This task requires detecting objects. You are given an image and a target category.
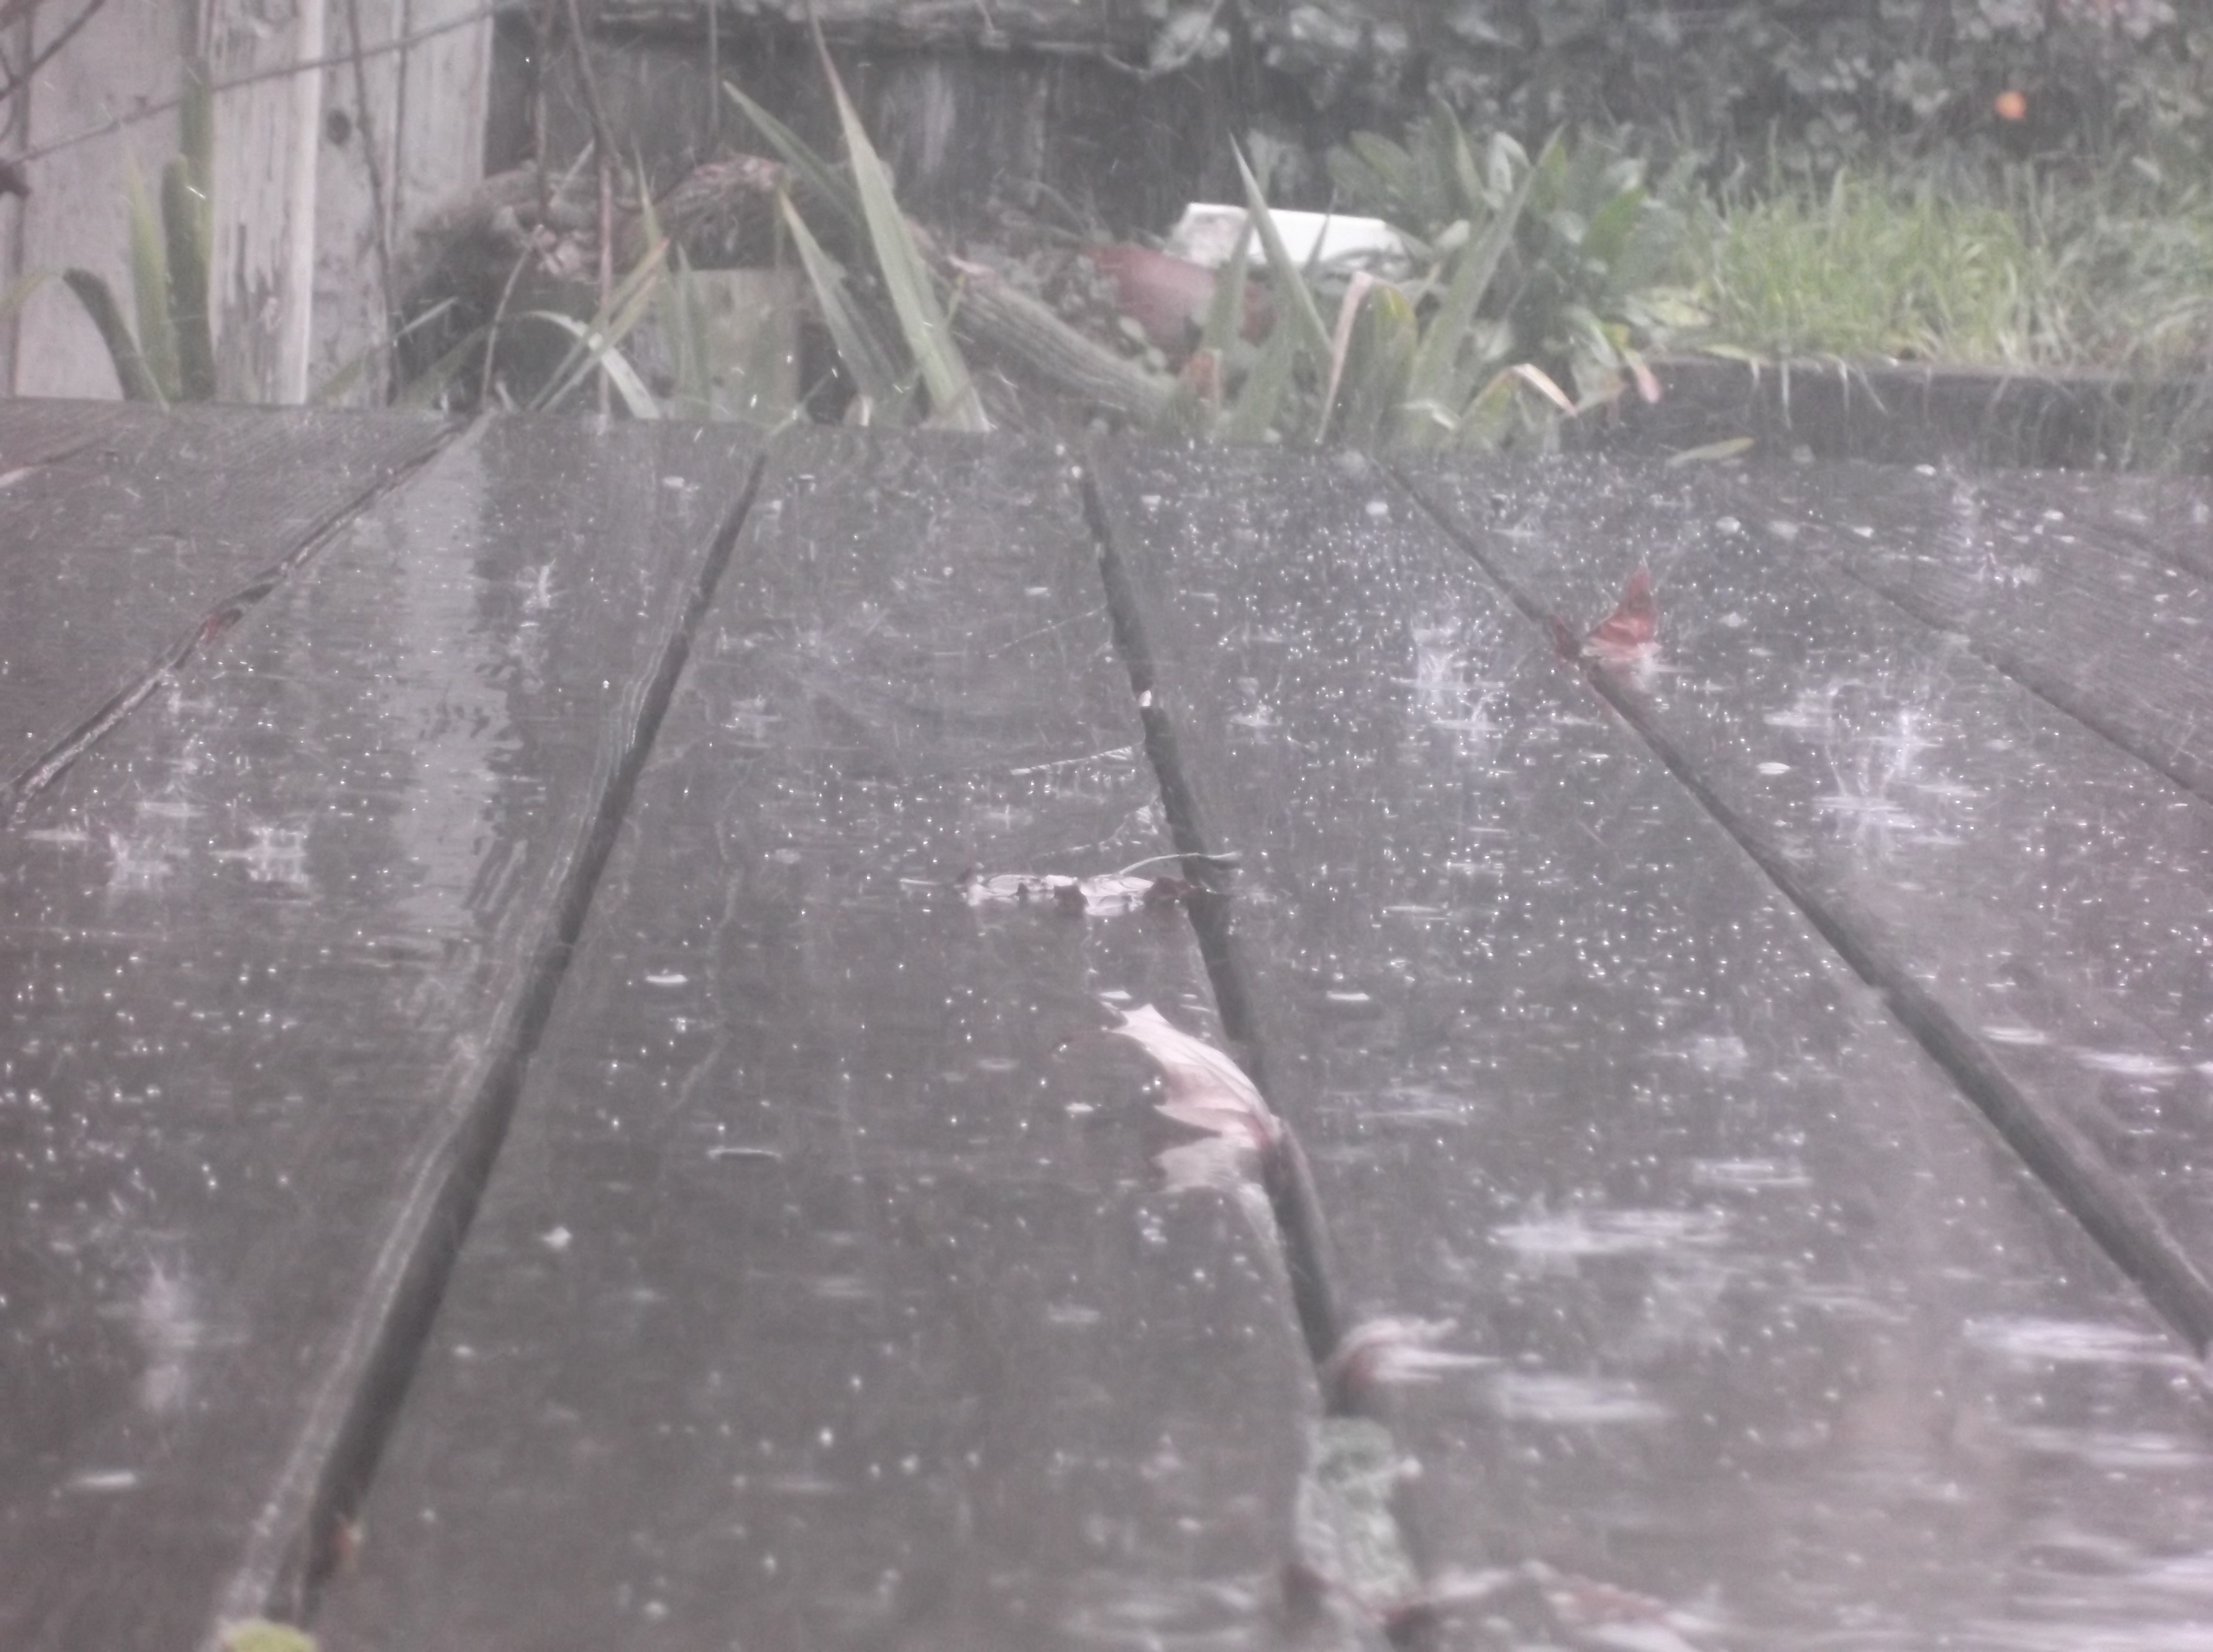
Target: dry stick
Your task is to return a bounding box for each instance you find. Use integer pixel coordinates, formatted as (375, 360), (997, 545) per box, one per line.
(12, 0), (497, 166)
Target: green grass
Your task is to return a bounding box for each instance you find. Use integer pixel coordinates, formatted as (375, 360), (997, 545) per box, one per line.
(1690, 166), (2213, 378)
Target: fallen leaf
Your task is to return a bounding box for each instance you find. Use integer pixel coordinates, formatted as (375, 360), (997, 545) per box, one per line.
(1553, 565), (1657, 668)
(1109, 1003), (1282, 1155)
(958, 868), (1199, 915)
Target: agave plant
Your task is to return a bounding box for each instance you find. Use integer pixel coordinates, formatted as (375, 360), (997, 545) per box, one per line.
(723, 9), (986, 432)
(61, 67), (217, 404)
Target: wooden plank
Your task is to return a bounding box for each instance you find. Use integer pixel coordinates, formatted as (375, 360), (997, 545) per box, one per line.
(205, 0), (328, 401)
(0, 414), (760, 1651)
(0, 400), (128, 473)
(1404, 455), (2213, 1343)
(313, 0), (493, 406)
(0, 402), (453, 785)
(311, 429), (1318, 1652)
(1092, 443), (2213, 1647)
(1705, 460), (2213, 804)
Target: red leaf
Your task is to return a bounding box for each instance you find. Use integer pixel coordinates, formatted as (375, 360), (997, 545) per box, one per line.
(1586, 564), (1655, 657)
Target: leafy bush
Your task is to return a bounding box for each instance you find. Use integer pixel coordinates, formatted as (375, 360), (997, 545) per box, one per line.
(1154, 1), (2210, 185)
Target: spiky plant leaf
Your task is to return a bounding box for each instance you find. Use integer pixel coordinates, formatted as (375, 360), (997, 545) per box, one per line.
(722, 81), (863, 243)
(124, 164), (178, 401)
(1334, 282), (1417, 447)
(62, 269), (164, 402)
(779, 191), (911, 418)
(1231, 143), (1331, 370)
(1156, 217), (1257, 437)
(810, 36), (983, 428)
(1223, 311), (1299, 443)
(1400, 149), (1537, 434)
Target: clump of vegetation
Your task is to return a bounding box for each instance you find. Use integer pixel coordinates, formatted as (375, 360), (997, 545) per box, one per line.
(60, 67), (217, 405)
(1687, 164), (2213, 378)
(741, 80), (1694, 452)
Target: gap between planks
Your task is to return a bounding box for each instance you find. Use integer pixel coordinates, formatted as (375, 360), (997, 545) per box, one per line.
(3, 417), (462, 819)
(210, 449), (769, 1642)
(1389, 465), (2213, 1364)
(1079, 456), (1452, 1641)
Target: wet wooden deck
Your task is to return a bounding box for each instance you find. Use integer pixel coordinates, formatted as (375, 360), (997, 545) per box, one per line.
(4, 401), (2211, 1652)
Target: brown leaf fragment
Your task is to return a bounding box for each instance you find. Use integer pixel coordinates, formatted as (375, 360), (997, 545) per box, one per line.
(1110, 1003), (1283, 1155)
(1551, 566), (1658, 670)
(1583, 564), (1656, 662)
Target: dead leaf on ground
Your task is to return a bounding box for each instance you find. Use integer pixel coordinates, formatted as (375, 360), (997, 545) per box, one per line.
(958, 851), (1224, 915)
(1551, 564), (1657, 668)
(1109, 1003), (1282, 1155)
(959, 868), (1200, 914)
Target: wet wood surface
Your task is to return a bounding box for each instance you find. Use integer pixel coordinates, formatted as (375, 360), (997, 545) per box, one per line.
(1094, 444), (2213, 1647)
(0, 413), (756, 1650)
(1, 402), (2209, 1652)
(1699, 460), (2213, 805)
(0, 404), (452, 781)
(314, 432), (1319, 1652)
(1403, 457), (2213, 1346)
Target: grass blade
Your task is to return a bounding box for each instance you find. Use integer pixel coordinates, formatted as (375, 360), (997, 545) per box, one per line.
(811, 35), (984, 428)
(62, 269), (165, 403)
(522, 311), (662, 417)
(124, 163), (178, 401)
(722, 81), (864, 242)
(780, 191), (909, 415)
(529, 231), (670, 413)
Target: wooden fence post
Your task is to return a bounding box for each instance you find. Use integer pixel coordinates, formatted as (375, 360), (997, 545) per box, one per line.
(203, 0), (327, 403)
